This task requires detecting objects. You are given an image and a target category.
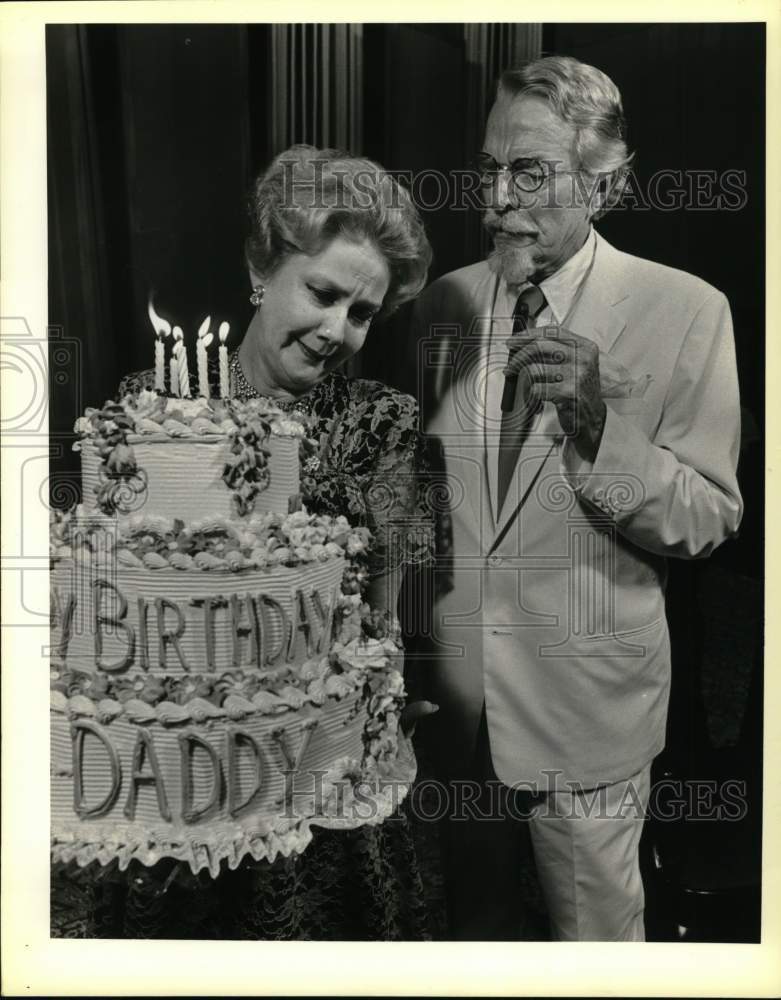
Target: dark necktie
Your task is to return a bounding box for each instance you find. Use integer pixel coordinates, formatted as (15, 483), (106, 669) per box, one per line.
(496, 284), (547, 514)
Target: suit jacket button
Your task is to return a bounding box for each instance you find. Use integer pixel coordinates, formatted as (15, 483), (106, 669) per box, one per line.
(488, 554), (503, 567)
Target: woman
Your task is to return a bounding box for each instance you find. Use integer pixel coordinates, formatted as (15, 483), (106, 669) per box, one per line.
(236, 143), (432, 625)
(61, 145), (443, 940)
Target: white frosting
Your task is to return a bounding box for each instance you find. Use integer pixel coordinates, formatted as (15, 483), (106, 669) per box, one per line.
(51, 391), (406, 877)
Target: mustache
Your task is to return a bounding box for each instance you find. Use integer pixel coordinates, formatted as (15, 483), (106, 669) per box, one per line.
(483, 211), (535, 235)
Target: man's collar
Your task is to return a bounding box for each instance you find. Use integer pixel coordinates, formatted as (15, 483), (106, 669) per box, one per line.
(504, 227), (597, 324)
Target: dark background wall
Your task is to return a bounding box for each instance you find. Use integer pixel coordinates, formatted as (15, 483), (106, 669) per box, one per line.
(543, 22), (765, 436)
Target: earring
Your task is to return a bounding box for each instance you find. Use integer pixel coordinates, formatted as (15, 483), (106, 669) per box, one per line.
(250, 284), (265, 308)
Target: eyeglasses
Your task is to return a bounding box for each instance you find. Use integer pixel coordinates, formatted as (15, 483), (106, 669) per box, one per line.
(475, 153), (552, 193)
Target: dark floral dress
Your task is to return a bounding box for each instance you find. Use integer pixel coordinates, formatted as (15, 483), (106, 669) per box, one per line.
(51, 366), (446, 940)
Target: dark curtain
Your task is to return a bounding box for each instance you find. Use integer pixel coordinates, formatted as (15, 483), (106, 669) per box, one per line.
(47, 23), (260, 489)
(47, 26), (119, 461)
(360, 25), (474, 397)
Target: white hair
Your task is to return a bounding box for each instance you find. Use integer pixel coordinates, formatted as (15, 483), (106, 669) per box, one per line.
(498, 55), (633, 217)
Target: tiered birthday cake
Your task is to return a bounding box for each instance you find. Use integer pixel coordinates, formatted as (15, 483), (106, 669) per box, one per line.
(50, 389), (409, 877)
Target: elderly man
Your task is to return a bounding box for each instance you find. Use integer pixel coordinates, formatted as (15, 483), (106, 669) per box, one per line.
(413, 56), (743, 941)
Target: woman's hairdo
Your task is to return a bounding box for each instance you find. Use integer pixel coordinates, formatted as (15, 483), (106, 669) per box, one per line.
(246, 145), (432, 317)
(498, 55), (634, 218)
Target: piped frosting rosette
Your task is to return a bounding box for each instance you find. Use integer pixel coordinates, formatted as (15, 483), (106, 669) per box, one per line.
(49, 507), (370, 573)
(74, 390), (311, 443)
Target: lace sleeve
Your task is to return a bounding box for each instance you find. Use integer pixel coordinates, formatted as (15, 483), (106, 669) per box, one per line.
(361, 390), (434, 578)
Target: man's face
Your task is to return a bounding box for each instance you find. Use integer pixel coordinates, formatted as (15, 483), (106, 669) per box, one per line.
(481, 94), (594, 284)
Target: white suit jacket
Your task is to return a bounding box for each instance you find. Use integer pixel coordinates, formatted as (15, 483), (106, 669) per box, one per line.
(413, 232), (743, 789)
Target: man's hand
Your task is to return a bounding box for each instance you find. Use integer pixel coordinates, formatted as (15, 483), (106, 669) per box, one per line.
(506, 325), (607, 462)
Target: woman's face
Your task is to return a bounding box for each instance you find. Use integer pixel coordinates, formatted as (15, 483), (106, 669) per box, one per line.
(244, 235), (390, 396)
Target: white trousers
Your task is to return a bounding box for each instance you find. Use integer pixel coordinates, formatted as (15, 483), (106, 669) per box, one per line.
(527, 764), (652, 941)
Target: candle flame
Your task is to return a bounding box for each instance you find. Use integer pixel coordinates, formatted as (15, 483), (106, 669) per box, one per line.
(202, 333), (214, 349)
(172, 326), (183, 343)
(218, 321), (230, 344)
(197, 315), (211, 339)
(148, 297), (172, 337)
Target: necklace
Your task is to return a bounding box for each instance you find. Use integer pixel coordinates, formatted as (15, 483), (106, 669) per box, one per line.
(229, 353), (319, 414)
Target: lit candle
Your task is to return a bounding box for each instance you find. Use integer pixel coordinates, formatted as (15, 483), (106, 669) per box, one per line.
(196, 315), (212, 398)
(169, 339), (180, 398)
(218, 322), (230, 398)
(155, 334), (165, 392)
(148, 298), (172, 393)
(173, 326), (191, 398)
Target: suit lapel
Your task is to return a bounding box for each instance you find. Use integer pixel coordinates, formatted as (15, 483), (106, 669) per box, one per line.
(567, 235), (629, 354)
(491, 413), (559, 543)
(571, 231), (630, 354)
